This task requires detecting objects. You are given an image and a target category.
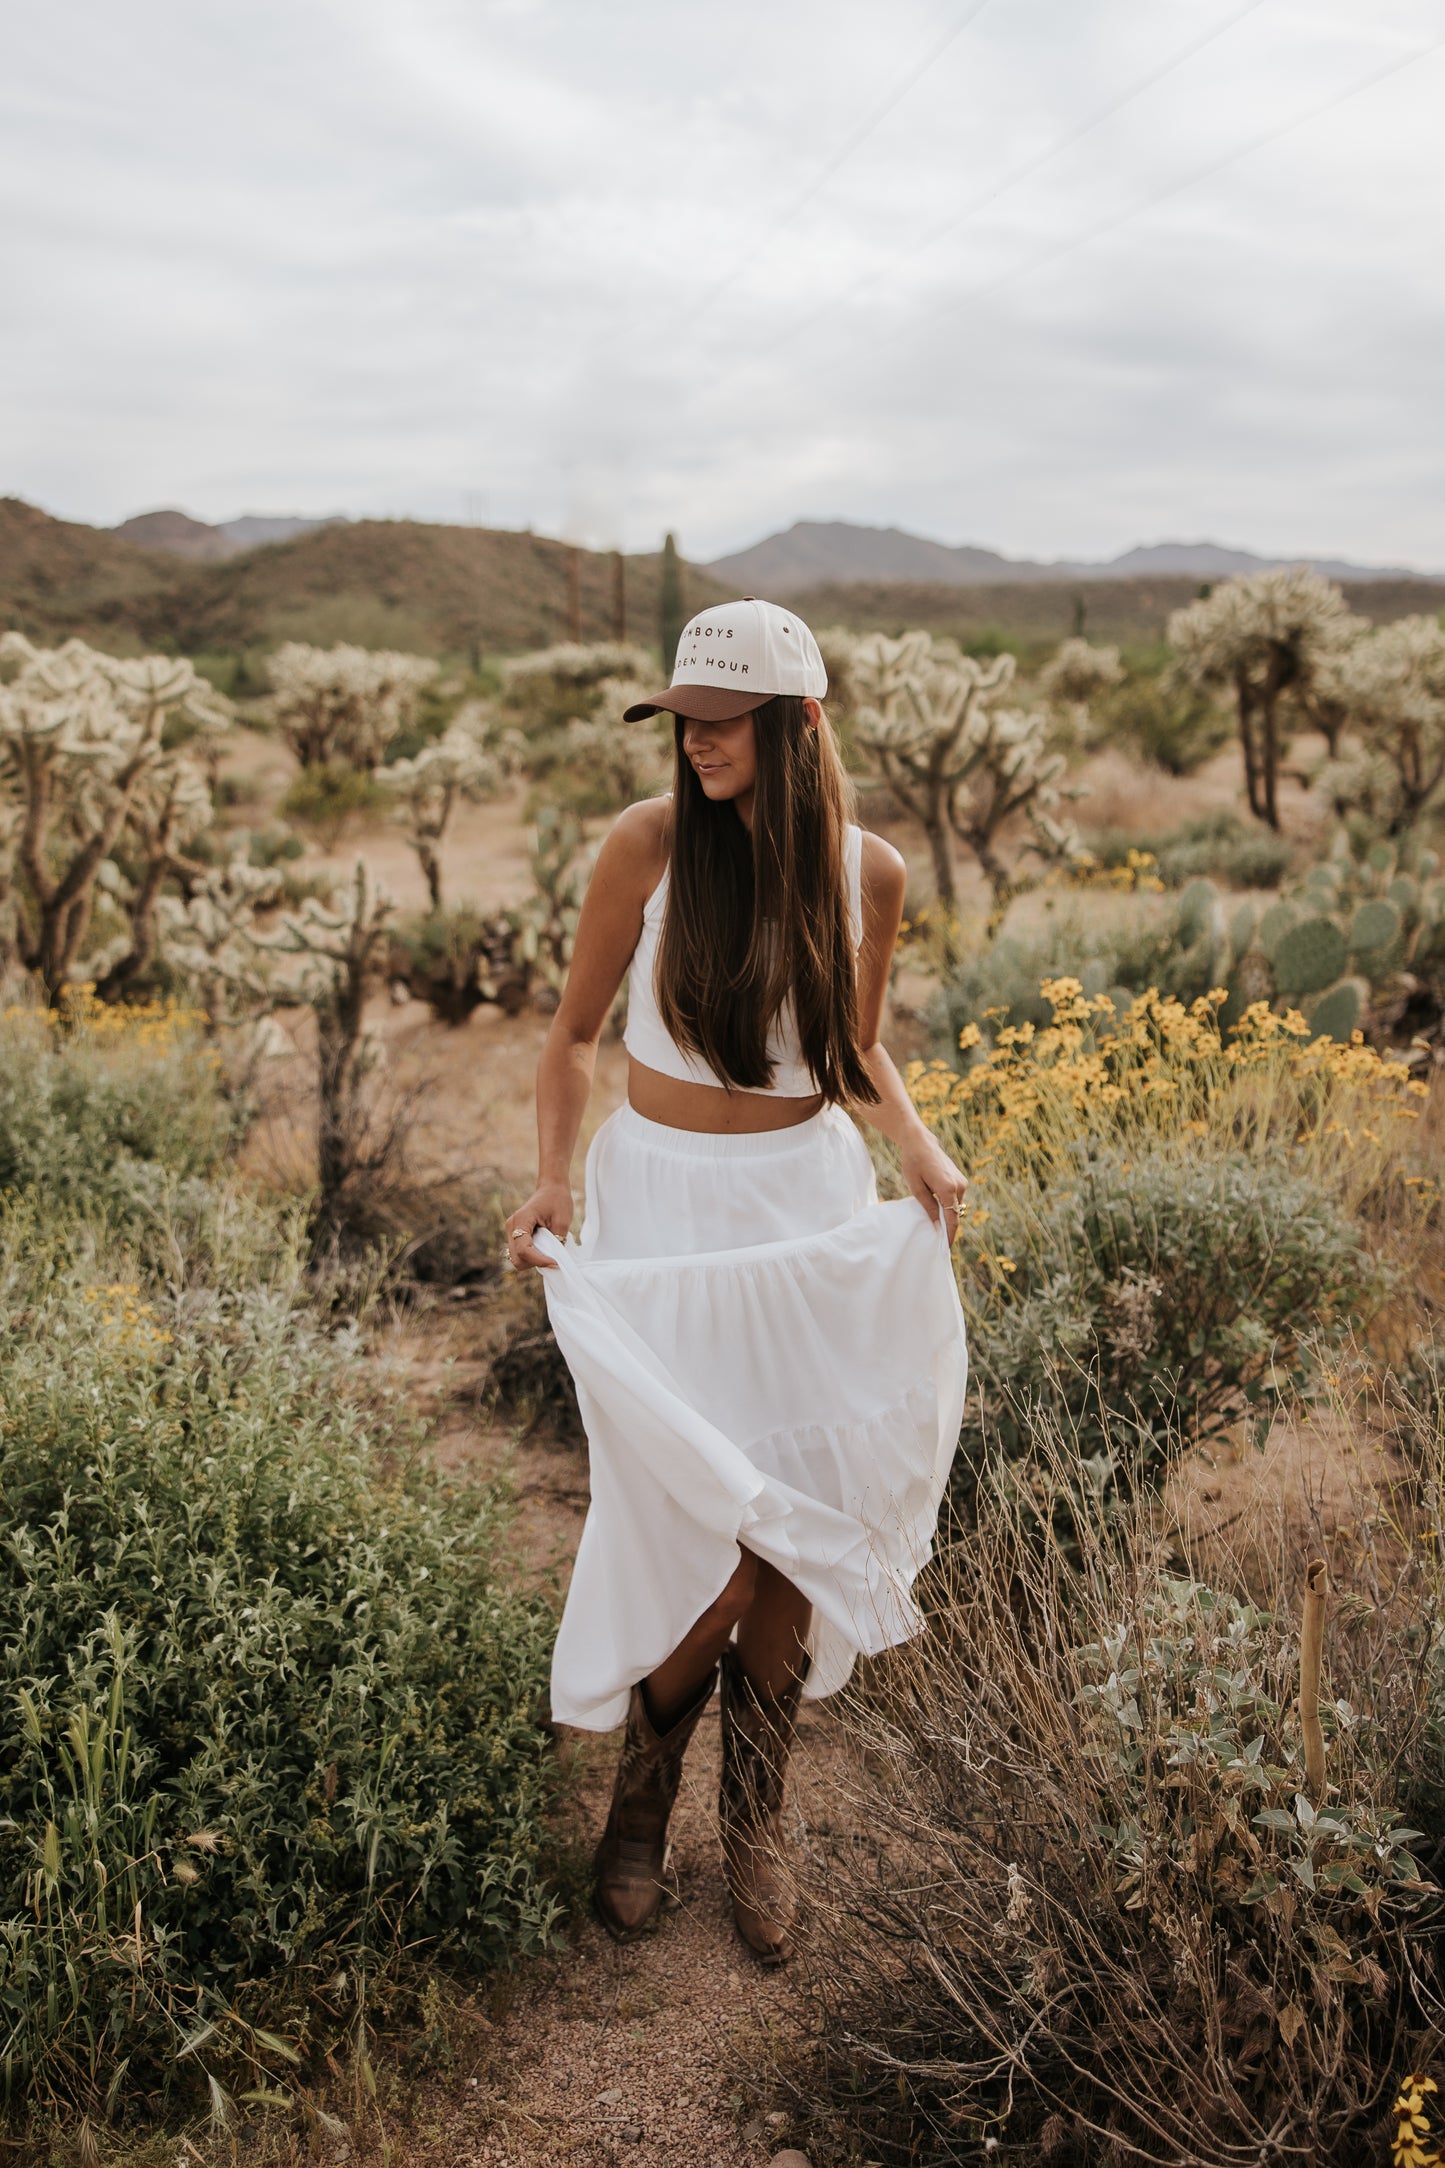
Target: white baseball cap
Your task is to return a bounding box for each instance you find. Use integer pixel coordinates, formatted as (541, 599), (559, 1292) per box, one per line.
(624, 597), (828, 723)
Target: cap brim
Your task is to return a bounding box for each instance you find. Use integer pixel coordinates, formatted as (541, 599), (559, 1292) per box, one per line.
(622, 685), (772, 723)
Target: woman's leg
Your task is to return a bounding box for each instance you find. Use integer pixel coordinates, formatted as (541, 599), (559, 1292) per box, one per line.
(734, 1557), (811, 1694)
(645, 1551), (812, 1720)
(644, 1552), (759, 1729)
(594, 1558), (761, 1943)
(719, 1557), (812, 1963)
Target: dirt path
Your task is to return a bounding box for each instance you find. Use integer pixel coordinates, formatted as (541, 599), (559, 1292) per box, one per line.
(364, 1303), (835, 2168)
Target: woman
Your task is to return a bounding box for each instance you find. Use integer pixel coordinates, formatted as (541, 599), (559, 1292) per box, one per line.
(506, 597), (968, 1963)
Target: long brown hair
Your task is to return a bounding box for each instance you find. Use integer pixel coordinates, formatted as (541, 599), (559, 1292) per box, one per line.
(654, 696), (879, 1103)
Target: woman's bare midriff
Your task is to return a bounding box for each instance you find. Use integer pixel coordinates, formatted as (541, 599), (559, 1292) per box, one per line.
(627, 1057), (824, 1134)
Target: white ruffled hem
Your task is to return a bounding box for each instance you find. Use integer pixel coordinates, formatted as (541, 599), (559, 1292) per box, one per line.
(540, 1193), (968, 1732)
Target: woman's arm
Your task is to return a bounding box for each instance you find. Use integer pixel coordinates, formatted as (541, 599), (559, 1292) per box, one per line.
(505, 801), (667, 1270)
(851, 831), (969, 1241)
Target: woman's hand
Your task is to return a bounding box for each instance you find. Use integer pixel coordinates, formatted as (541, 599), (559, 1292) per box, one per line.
(899, 1134), (969, 1245)
(504, 1179), (574, 1272)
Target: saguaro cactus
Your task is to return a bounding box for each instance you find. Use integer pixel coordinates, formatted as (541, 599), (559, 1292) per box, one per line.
(0, 634), (230, 999)
(1168, 568), (1364, 831)
(658, 534), (685, 677)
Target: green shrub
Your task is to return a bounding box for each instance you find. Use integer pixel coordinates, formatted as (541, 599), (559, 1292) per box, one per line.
(389, 905), (530, 1022)
(281, 761), (386, 847)
(0, 1222), (557, 2117)
(1090, 809), (1292, 889)
(246, 821), (305, 868)
(0, 1010), (561, 2119)
(963, 1146), (1377, 1490)
(0, 1002), (242, 1229)
(1097, 674), (1230, 774)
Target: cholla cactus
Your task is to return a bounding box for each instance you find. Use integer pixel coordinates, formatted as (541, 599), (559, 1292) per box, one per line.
(1322, 614), (1445, 832)
(259, 863), (394, 1206)
(502, 641), (655, 695)
(565, 679), (670, 808)
(954, 697), (1082, 896)
(154, 857), (282, 1029)
(515, 806), (594, 986)
(94, 757), (214, 1001)
(500, 641), (661, 736)
(266, 643), (439, 769)
(853, 632), (1008, 903)
(814, 628), (859, 726)
(0, 633), (231, 997)
(1038, 637), (1125, 727)
(853, 631), (1079, 902)
(1168, 569), (1365, 830)
(375, 703), (516, 908)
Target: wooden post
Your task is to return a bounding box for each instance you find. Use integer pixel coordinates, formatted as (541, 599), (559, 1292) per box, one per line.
(613, 550), (626, 643)
(567, 545), (581, 643)
(1300, 1557), (1327, 1801)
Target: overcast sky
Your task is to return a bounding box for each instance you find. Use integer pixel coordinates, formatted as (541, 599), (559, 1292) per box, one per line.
(4, 0), (1443, 565)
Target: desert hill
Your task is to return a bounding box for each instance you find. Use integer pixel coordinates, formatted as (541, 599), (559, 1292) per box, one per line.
(112, 509), (344, 560)
(4, 497), (1439, 665)
(0, 498), (727, 657)
(708, 518), (1438, 595)
(780, 572), (1445, 654)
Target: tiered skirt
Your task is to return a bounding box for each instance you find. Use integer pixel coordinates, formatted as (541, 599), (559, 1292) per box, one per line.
(539, 1103), (968, 1731)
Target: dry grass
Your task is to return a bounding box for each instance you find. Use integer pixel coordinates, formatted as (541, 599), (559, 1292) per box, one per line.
(784, 1393), (1445, 2166)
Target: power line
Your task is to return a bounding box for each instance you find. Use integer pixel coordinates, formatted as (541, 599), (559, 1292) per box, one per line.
(922, 26), (1445, 328)
(770, 0), (1270, 355)
(707, 24), (1445, 409)
(671, 0), (995, 331)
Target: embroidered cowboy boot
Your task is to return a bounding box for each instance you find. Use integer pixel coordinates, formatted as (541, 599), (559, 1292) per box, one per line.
(718, 1647), (805, 1964)
(593, 1667), (716, 1942)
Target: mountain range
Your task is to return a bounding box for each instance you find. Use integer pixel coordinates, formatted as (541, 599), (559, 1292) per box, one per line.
(111, 509), (344, 561)
(704, 520), (1438, 593)
(4, 496), (1439, 659)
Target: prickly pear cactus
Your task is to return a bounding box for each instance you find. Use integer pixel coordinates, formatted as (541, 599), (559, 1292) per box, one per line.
(1273, 915), (1349, 998)
(1306, 976), (1367, 1044)
(1256, 900), (1299, 959)
(1177, 877), (1218, 947)
(1219, 949), (1277, 1028)
(1230, 902), (1257, 956)
(1349, 898), (1402, 960)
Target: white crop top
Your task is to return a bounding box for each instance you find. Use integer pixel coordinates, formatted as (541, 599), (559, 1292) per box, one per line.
(623, 824), (865, 1096)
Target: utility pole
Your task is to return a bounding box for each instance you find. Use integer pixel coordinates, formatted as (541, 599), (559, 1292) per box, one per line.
(567, 545), (582, 642)
(613, 550), (626, 642)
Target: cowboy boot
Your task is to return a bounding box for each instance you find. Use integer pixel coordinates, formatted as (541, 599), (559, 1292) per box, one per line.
(593, 1667), (716, 1942)
(718, 1646), (805, 1965)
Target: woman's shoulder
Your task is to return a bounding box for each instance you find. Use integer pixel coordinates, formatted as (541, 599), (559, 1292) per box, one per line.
(595, 795), (671, 893)
(857, 824), (907, 897)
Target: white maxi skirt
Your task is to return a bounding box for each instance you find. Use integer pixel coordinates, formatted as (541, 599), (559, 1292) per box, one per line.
(538, 1102), (969, 1731)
